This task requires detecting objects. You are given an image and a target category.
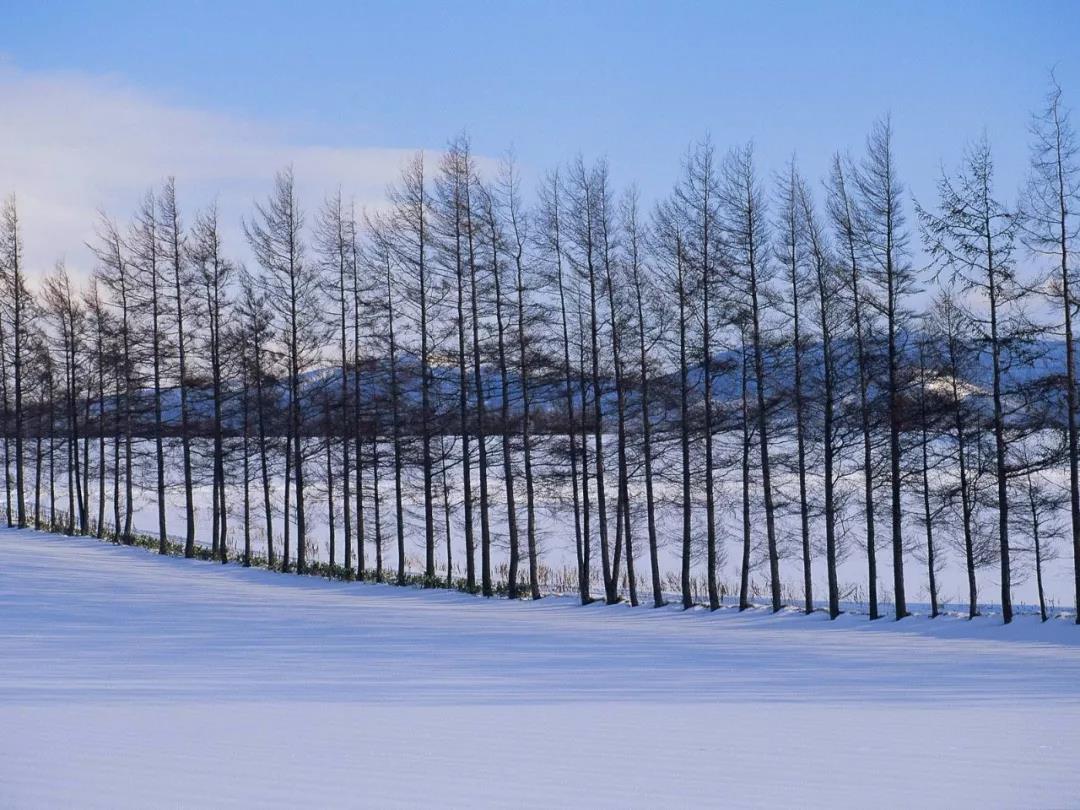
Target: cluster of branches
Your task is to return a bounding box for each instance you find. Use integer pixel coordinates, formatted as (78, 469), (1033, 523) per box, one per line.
(2, 82), (1079, 625)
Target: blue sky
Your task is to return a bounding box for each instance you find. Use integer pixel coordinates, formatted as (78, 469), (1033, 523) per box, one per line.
(3, 1), (1079, 272)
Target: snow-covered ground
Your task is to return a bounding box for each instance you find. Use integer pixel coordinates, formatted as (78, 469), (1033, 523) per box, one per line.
(2, 527), (1079, 808)
(50, 436), (1080, 614)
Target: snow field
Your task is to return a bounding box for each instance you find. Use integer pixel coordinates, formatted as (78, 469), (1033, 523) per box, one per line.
(2, 528), (1079, 807)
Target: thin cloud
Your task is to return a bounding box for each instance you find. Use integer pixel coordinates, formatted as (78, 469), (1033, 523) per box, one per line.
(0, 64), (428, 279)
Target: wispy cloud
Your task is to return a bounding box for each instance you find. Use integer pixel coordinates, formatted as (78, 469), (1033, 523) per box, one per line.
(0, 64), (426, 279)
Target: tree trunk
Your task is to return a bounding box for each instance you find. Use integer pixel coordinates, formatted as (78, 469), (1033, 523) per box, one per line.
(984, 226), (1012, 623)
(740, 326), (753, 611)
(284, 429), (292, 570)
(551, 181), (587, 604)
(786, 212), (812, 615)
(254, 335), (275, 568)
(918, 345), (939, 618)
(387, 258), (406, 585)
(749, 246), (781, 612)
(678, 243), (693, 610)
(372, 432), (384, 582)
(242, 340), (252, 568)
(487, 202), (520, 598)
(633, 263), (663, 608)
(326, 409), (336, 569)
(454, 190), (475, 591)
(1029, 480), (1047, 622)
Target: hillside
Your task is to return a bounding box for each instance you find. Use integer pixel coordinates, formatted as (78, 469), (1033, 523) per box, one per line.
(2, 528), (1078, 808)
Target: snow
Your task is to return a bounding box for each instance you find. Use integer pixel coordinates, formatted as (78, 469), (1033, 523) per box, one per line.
(52, 435), (1080, 614)
(2, 527), (1079, 808)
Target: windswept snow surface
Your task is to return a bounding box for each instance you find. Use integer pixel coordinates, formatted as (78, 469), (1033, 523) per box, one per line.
(2, 529), (1079, 809)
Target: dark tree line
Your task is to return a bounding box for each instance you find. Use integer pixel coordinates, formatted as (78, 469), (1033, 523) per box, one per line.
(3, 80), (1080, 625)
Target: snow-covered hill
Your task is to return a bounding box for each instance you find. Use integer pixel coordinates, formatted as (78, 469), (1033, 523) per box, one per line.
(2, 528), (1078, 808)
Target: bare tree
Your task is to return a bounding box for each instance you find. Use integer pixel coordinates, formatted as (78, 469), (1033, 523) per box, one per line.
(434, 136), (478, 591)
(1022, 76), (1080, 624)
(625, 187), (665, 607)
(386, 154), (438, 582)
(0, 261), (11, 526)
(238, 272), (277, 568)
(194, 204), (234, 563)
(538, 170), (590, 603)
(368, 221), (408, 585)
(654, 196), (695, 608)
(828, 154), (882, 619)
(477, 177), (522, 597)
(131, 191), (169, 552)
(1012, 463), (1064, 622)
(83, 281), (108, 537)
(92, 213), (136, 542)
(856, 117), (913, 619)
(915, 333), (941, 617)
(317, 190), (355, 574)
(675, 138), (722, 609)
(464, 157), (495, 597)
(502, 154), (542, 599)
(593, 163), (638, 605)
(777, 159), (813, 613)
(722, 144), (782, 612)
(348, 201), (368, 579)
(567, 158), (620, 603)
(917, 135), (1023, 623)
(246, 167), (318, 574)
(738, 319), (754, 610)
(159, 179), (197, 556)
(0, 196), (29, 527)
(41, 263), (88, 535)
(799, 179), (842, 617)
(927, 293), (982, 617)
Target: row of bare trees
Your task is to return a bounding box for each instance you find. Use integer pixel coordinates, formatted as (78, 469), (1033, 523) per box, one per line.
(2, 82), (1079, 625)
